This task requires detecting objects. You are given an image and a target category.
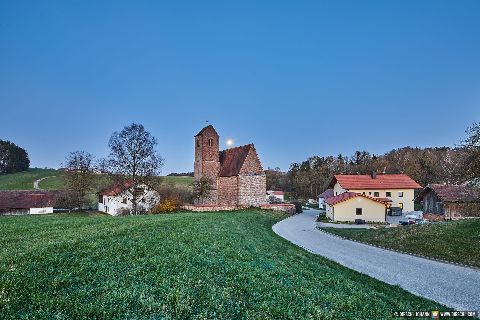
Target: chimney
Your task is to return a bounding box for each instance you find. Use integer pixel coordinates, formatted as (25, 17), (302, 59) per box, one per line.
(371, 171), (377, 179)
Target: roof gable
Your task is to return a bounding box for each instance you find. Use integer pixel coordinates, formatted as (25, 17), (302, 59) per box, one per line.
(325, 192), (387, 206)
(329, 174), (421, 190)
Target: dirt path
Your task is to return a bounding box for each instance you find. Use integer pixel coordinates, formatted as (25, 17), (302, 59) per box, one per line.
(33, 176), (55, 190)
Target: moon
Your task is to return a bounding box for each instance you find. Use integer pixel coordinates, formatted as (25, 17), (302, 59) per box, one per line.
(226, 139), (234, 147)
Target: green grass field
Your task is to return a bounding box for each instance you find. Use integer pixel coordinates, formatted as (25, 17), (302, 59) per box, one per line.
(0, 169), (194, 191)
(0, 210), (448, 319)
(321, 219), (480, 267)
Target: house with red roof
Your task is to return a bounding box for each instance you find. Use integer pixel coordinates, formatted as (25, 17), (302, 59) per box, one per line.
(325, 192), (388, 222)
(322, 173), (421, 222)
(328, 173), (421, 213)
(98, 180), (160, 216)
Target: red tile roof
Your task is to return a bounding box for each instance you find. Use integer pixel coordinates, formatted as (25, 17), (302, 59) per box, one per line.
(329, 174), (421, 190)
(417, 184), (480, 203)
(272, 191), (284, 195)
(0, 191), (61, 209)
(219, 144), (253, 177)
(318, 189), (334, 199)
(324, 192), (388, 206)
(99, 180), (134, 196)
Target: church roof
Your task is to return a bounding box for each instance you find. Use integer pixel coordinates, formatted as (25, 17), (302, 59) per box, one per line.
(195, 125), (217, 137)
(219, 144), (253, 177)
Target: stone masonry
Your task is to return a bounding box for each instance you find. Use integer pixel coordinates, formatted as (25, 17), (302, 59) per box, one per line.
(194, 125), (267, 207)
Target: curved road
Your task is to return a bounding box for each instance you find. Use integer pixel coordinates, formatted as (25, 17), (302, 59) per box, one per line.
(273, 209), (480, 313)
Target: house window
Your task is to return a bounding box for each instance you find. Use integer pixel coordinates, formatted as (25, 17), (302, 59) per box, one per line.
(122, 198), (127, 204)
(208, 138), (213, 146)
(386, 192), (391, 197)
(398, 191), (404, 197)
(399, 203), (403, 209)
(369, 192), (372, 195)
(356, 208), (363, 215)
(362, 192), (365, 195)
(373, 192), (379, 197)
(98, 195), (103, 203)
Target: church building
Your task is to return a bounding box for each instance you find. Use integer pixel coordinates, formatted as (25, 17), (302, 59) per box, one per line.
(194, 125), (266, 207)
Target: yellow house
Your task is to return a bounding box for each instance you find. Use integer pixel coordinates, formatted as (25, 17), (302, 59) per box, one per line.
(325, 192), (387, 222)
(328, 173), (421, 212)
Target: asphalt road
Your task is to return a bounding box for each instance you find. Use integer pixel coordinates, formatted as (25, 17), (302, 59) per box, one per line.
(272, 209), (480, 313)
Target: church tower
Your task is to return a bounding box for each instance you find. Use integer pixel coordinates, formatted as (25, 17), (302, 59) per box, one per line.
(194, 125), (219, 204)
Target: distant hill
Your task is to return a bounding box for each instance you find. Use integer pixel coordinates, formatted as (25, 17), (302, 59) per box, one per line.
(0, 168), (61, 190)
(0, 168), (194, 191)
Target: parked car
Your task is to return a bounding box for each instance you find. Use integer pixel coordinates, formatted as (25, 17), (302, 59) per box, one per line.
(399, 218), (415, 225)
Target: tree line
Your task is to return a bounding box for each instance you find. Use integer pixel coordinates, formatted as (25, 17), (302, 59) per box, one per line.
(0, 140), (30, 174)
(267, 122), (480, 200)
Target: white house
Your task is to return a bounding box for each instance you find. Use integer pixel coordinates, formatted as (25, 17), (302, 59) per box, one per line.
(317, 189), (334, 209)
(266, 190), (285, 202)
(0, 191), (60, 215)
(98, 181), (160, 216)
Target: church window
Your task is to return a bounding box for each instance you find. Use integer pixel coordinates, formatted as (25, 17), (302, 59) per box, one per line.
(208, 138), (213, 146)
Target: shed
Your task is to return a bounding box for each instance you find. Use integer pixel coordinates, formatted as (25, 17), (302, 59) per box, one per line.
(0, 191), (61, 215)
(415, 184), (480, 220)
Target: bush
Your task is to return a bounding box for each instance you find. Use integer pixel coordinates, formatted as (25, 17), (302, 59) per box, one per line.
(290, 200), (303, 213)
(150, 198), (181, 214)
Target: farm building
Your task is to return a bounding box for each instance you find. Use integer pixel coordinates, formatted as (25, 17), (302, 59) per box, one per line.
(0, 191), (61, 215)
(416, 184), (480, 220)
(98, 181), (160, 216)
(325, 192), (388, 222)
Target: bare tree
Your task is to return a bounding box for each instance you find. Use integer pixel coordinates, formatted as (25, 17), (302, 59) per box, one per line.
(462, 121), (480, 182)
(61, 151), (96, 210)
(106, 123), (164, 215)
(192, 177), (214, 204)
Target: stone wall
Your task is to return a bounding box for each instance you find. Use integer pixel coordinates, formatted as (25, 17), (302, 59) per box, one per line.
(260, 203), (296, 214)
(218, 176), (238, 206)
(238, 174), (267, 207)
(181, 205), (239, 212)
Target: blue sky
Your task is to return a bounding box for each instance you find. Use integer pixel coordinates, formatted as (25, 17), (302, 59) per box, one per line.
(1, 1), (479, 174)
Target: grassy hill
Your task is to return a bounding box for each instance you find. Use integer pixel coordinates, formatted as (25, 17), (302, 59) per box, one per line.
(0, 210), (448, 319)
(321, 219), (480, 268)
(0, 168), (194, 191)
(0, 168), (61, 190)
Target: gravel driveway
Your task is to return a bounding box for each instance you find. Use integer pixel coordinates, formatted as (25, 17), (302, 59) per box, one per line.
(273, 209), (480, 313)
